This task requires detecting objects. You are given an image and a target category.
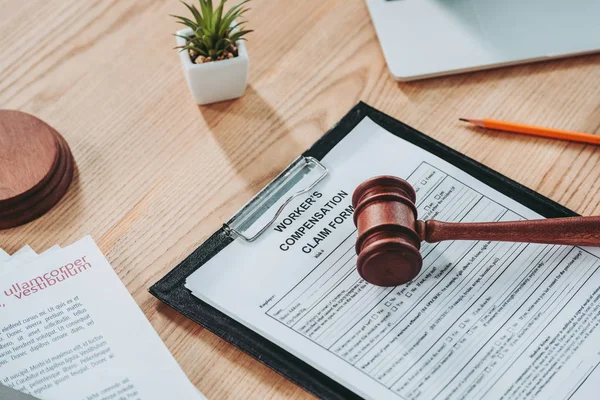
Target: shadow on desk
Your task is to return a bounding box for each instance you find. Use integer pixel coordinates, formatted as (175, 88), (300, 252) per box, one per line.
(198, 85), (303, 193)
(397, 53), (600, 97)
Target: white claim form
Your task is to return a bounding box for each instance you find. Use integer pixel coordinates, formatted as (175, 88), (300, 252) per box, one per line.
(186, 118), (600, 400)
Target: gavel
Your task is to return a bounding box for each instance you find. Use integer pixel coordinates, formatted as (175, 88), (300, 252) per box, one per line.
(353, 176), (600, 287)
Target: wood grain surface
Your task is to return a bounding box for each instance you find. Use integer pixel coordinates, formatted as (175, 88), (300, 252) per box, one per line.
(1, 0), (600, 398)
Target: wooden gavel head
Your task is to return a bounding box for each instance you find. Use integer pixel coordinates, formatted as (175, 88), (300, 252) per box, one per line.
(353, 176), (424, 287)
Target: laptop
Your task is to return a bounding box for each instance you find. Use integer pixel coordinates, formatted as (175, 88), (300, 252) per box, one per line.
(366, 0), (600, 81)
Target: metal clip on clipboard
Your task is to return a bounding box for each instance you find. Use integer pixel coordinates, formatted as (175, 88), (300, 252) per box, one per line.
(224, 156), (329, 242)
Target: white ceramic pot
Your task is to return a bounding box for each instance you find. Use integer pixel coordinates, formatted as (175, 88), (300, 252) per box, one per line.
(176, 27), (249, 105)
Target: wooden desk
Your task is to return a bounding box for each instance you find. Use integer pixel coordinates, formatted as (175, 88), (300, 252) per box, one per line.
(2, 1), (600, 398)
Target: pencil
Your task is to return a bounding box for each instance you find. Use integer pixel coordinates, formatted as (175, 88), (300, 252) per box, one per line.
(459, 118), (600, 145)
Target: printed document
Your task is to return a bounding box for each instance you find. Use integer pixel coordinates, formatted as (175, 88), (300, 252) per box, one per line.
(187, 118), (600, 400)
(1, 246), (37, 270)
(1, 236), (204, 399)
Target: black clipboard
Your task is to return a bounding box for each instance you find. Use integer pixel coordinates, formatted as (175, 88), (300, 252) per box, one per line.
(149, 102), (577, 399)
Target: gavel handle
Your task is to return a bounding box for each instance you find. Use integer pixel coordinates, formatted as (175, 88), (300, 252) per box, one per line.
(421, 216), (600, 247)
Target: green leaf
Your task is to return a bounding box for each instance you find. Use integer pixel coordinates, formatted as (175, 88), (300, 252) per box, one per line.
(199, 0), (213, 30)
(180, 1), (203, 25)
(218, 21), (232, 37)
(190, 44), (208, 56)
(216, 38), (231, 51)
(197, 41), (209, 52)
(230, 29), (252, 42)
(220, 7), (249, 36)
(219, 12), (240, 36)
(222, 0), (250, 23)
(203, 34), (214, 49)
(171, 15), (198, 30)
(171, 15), (196, 26)
(227, 20), (246, 33)
(192, 28), (203, 38)
(212, 0), (225, 34)
(174, 20), (196, 30)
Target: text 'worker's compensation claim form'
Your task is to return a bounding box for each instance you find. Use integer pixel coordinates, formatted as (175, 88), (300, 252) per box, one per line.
(187, 118), (600, 400)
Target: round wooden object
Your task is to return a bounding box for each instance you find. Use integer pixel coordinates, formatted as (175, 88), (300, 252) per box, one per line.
(0, 110), (74, 229)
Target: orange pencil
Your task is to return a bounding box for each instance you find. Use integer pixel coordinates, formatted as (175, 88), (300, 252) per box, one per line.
(459, 118), (600, 145)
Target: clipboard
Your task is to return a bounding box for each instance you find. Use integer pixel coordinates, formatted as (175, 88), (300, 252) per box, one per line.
(149, 102), (577, 399)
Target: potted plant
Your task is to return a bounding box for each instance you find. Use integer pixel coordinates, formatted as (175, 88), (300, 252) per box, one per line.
(173, 0), (252, 105)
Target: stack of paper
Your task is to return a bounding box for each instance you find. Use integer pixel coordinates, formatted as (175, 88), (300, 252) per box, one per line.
(0, 237), (205, 400)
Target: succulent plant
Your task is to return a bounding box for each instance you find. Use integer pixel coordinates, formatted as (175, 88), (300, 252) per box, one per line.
(173, 0), (252, 64)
